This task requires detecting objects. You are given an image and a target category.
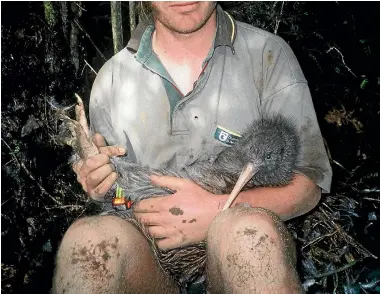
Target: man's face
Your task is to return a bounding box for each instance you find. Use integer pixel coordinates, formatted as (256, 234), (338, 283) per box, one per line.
(150, 1), (217, 34)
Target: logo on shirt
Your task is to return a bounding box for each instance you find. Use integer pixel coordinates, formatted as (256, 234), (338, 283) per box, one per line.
(214, 126), (241, 146)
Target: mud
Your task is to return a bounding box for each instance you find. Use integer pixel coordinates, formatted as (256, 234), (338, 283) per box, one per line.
(169, 207), (184, 216)
(70, 237), (119, 281)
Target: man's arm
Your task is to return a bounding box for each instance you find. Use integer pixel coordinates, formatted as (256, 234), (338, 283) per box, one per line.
(227, 173), (321, 221)
(257, 33), (332, 194)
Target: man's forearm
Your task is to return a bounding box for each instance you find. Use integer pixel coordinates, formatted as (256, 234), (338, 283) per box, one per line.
(224, 173), (321, 221)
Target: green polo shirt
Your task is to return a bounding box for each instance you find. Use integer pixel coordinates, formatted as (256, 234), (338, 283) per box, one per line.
(132, 24), (215, 127)
(89, 5), (332, 193)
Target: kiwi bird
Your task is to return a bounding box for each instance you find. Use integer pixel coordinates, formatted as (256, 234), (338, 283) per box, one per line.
(103, 115), (300, 210)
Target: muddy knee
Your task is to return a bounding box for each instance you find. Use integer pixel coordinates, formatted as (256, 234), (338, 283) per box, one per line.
(210, 205), (282, 234)
(206, 206), (300, 293)
(58, 215), (146, 255)
(53, 216), (149, 294)
(208, 206), (296, 264)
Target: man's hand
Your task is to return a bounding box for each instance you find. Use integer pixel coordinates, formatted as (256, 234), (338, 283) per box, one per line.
(73, 133), (126, 201)
(133, 175), (225, 251)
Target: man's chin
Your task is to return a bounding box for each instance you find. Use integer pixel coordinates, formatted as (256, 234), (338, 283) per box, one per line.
(164, 19), (207, 35)
(171, 26), (203, 35)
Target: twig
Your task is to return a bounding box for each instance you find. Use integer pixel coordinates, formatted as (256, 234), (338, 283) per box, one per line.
(45, 205), (84, 210)
(312, 259), (360, 279)
(326, 47), (357, 78)
(321, 201), (335, 214)
(1, 138), (63, 206)
(301, 230), (338, 250)
(323, 138), (350, 172)
(3, 158), (16, 167)
(363, 197), (380, 202)
(352, 188), (380, 194)
(320, 207), (377, 259)
(74, 19), (107, 61)
(274, 1), (285, 35)
(1, 199), (11, 206)
(81, 59), (98, 76)
(332, 159), (349, 172)
(75, 2), (87, 12)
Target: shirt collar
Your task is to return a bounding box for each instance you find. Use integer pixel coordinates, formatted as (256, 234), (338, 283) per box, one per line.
(126, 5), (236, 55)
(214, 5), (236, 53)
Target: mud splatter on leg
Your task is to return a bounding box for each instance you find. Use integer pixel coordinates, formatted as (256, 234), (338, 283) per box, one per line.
(206, 206), (303, 294)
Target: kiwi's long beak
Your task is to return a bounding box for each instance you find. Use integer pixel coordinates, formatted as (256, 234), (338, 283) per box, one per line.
(222, 163), (258, 211)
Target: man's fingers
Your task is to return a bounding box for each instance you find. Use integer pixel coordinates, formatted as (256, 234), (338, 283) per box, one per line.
(88, 172), (117, 201)
(156, 238), (175, 251)
(147, 226), (169, 239)
(150, 175), (191, 191)
(92, 133), (106, 147)
(133, 198), (163, 213)
(71, 148), (119, 199)
(85, 163), (115, 189)
(134, 211), (166, 226)
(92, 133), (126, 156)
(80, 154), (110, 177)
(99, 145), (126, 157)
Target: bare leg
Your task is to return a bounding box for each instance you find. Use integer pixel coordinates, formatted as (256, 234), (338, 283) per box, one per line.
(52, 215), (179, 294)
(206, 205), (303, 294)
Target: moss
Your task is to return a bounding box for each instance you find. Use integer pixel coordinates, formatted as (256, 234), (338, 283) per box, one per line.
(44, 1), (57, 28)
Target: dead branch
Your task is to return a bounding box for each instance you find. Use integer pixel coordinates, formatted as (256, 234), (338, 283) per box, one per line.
(312, 259), (360, 279)
(110, 1), (123, 54)
(363, 197), (380, 202)
(45, 205), (85, 210)
(319, 206), (377, 259)
(326, 46), (357, 78)
(323, 137), (350, 172)
(301, 230), (339, 250)
(274, 1), (285, 35)
(129, 1), (136, 34)
(81, 59), (98, 76)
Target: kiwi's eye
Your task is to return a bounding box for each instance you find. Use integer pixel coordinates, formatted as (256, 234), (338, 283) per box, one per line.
(266, 154), (272, 160)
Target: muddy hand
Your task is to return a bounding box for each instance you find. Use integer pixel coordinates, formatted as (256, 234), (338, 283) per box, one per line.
(134, 175), (221, 250)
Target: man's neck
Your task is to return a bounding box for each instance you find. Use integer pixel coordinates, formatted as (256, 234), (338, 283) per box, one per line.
(152, 11), (217, 63)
